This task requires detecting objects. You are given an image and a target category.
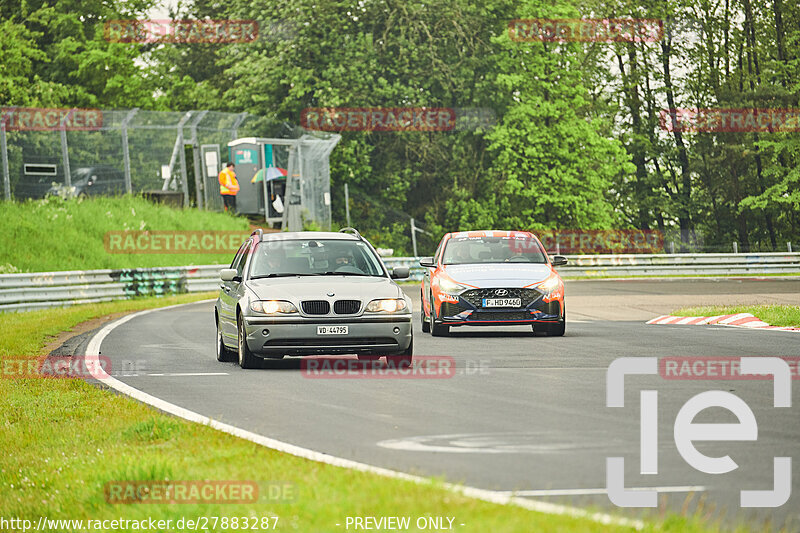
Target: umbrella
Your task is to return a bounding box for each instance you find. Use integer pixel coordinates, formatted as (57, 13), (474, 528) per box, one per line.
(251, 166), (288, 183)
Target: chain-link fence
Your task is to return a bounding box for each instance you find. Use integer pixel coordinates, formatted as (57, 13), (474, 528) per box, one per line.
(0, 108), (339, 229)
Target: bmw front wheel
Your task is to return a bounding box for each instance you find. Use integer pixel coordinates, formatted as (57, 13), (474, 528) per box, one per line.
(237, 313), (259, 369)
(216, 317), (234, 362)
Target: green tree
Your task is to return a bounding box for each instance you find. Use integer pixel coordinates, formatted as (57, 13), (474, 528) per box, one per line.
(0, 0), (159, 108)
(485, 0), (634, 230)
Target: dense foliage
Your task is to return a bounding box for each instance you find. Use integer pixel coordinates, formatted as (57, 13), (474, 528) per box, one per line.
(2, 0), (798, 253)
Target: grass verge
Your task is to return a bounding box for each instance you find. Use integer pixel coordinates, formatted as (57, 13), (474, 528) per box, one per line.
(0, 196), (250, 273)
(0, 296), (722, 532)
(672, 304), (800, 327)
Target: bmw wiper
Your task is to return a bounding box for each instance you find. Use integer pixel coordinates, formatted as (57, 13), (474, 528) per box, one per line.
(316, 271), (373, 276)
(250, 273), (316, 279)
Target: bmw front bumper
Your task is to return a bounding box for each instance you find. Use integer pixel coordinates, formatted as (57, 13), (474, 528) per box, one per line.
(242, 314), (413, 357)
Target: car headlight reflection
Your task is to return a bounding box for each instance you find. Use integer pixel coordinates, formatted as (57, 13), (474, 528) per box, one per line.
(537, 275), (560, 293)
(365, 298), (408, 313)
(250, 300), (298, 314)
(438, 278), (467, 294)
(537, 275), (563, 303)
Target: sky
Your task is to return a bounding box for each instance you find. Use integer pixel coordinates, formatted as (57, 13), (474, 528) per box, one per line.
(147, 0), (179, 19)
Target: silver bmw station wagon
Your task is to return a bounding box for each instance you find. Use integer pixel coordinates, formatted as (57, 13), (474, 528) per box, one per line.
(215, 228), (413, 368)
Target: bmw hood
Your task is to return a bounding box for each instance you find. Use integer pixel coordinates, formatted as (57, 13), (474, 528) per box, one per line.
(246, 276), (405, 302)
(443, 263), (553, 288)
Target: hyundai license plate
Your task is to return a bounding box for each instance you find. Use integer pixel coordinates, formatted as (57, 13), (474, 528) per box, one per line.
(482, 298), (522, 308)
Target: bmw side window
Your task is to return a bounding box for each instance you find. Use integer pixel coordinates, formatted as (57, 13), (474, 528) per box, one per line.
(230, 242), (247, 269)
(434, 242), (444, 264)
(236, 242), (252, 278)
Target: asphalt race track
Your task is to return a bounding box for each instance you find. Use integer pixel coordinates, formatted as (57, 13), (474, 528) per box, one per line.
(85, 279), (800, 530)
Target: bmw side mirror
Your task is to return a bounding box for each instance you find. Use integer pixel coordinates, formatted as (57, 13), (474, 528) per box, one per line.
(391, 266), (410, 279)
(220, 268), (238, 281)
(419, 257), (436, 268)
(551, 255), (568, 266)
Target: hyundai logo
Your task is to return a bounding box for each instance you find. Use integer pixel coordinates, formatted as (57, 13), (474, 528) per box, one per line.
(495, 289), (508, 296)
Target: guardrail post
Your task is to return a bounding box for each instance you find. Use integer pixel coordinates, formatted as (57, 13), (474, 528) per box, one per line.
(789, 242), (793, 253)
(733, 242), (738, 254)
(669, 241), (675, 254)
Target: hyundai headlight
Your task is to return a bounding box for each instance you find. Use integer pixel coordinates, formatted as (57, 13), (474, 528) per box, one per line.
(537, 275), (560, 293)
(438, 278), (467, 294)
(250, 300), (298, 314)
(365, 298), (408, 313)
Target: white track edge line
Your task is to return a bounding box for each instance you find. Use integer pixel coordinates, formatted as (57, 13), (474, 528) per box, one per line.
(84, 301), (644, 530)
(498, 486), (706, 497)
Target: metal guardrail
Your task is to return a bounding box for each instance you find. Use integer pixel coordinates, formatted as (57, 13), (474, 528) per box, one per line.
(0, 265), (222, 313)
(381, 253), (800, 281)
(1, 253), (799, 312)
(554, 252), (800, 277)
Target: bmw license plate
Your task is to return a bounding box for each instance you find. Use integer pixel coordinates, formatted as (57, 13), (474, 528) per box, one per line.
(317, 325), (349, 335)
(482, 298), (522, 308)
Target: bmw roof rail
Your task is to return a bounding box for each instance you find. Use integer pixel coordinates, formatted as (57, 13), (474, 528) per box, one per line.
(338, 227), (362, 240)
(250, 228), (264, 241)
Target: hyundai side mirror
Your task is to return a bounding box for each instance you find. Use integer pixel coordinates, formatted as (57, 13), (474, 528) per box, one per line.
(418, 257), (436, 268)
(390, 266), (410, 279)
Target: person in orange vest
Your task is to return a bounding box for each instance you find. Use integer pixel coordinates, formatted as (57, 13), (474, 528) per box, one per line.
(218, 162), (239, 213)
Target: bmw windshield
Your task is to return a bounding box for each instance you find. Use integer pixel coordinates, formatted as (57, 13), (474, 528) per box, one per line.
(249, 239), (387, 278)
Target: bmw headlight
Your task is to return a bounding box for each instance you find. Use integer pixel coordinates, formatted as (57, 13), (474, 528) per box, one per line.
(365, 298), (408, 313)
(438, 278), (467, 294)
(250, 300), (298, 314)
